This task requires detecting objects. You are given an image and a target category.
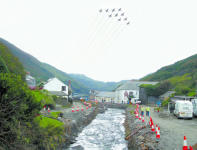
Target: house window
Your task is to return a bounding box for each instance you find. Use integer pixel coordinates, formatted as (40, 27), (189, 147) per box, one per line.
(62, 86), (66, 91)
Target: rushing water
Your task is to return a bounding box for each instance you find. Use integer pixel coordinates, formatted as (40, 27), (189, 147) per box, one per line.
(68, 108), (128, 150)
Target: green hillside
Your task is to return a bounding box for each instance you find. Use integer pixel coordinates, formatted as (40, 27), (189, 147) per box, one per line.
(0, 38), (54, 82)
(69, 73), (127, 91)
(141, 54), (197, 96)
(141, 54), (197, 81)
(0, 42), (25, 78)
(0, 38), (124, 94)
(0, 38), (89, 94)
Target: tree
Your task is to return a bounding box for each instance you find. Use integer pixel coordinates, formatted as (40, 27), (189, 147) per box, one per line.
(0, 73), (41, 149)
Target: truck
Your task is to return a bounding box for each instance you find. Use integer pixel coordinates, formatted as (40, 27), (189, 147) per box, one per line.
(173, 100), (193, 119)
(191, 99), (197, 117)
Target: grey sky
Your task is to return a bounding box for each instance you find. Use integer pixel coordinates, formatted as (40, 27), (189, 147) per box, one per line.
(0, 0), (196, 82)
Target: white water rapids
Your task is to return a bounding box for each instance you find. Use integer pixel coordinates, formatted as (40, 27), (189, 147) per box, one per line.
(68, 108), (128, 150)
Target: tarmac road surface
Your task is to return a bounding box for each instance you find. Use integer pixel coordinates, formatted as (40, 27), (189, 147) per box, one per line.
(149, 108), (197, 150)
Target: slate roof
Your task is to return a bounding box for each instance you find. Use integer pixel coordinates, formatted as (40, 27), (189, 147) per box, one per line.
(95, 91), (115, 98)
(116, 80), (158, 91)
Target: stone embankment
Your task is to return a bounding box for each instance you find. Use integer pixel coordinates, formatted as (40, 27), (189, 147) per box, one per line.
(57, 102), (106, 149)
(105, 102), (127, 109)
(124, 106), (159, 150)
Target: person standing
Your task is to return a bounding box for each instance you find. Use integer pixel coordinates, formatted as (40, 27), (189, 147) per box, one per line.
(146, 106), (150, 117)
(141, 106), (144, 116)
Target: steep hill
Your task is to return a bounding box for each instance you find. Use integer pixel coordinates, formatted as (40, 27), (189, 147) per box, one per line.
(0, 38), (124, 94)
(0, 38), (89, 94)
(0, 41), (25, 78)
(141, 54), (197, 96)
(141, 54), (197, 81)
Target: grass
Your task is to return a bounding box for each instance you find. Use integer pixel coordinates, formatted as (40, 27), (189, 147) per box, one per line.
(34, 115), (64, 129)
(50, 112), (62, 118)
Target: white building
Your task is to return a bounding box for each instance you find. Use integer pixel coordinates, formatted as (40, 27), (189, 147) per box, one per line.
(43, 77), (68, 98)
(115, 80), (158, 103)
(95, 91), (115, 103)
(26, 74), (36, 89)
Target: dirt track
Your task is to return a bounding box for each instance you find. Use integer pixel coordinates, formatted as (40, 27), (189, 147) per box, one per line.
(150, 108), (197, 150)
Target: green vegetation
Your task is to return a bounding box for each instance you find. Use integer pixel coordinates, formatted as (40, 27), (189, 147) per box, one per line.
(0, 42), (66, 149)
(140, 81), (171, 96)
(34, 115), (64, 129)
(32, 115), (65, 149)
(0, 38), (89, 93)
(0, 42), (25, 78)
(0, 55), (9, 73)
(141, 54), (197, 82)
(141, 54), (197, 97)
(50, 112), (62, 118)
(0, 38), (127, 94)
(31, 90), (56, 108)
(0, 73), (41, 149)
(162, 97), (170, 107)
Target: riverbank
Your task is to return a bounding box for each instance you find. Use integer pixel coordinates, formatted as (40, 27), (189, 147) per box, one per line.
(54, 102), (106, 149)
(68, 108), (127, 150)
(124, 106), (159, 150)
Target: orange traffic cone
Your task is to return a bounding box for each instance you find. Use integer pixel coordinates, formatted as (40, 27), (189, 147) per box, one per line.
(149, 117), (153, 127)
(139, 115), (141, 120)
(81, 106), (84, 111)
(156, 127), (160, 139)
(183, 136), (188, 150)
(43, 105), (46, 111)
(72, 107), (75, 112)
(151, 124), (155, 132)
(76, 106), (79, 112)
(136, 113), (139, 119)
(48, 107), (50, 112)
(189, 146), (193, 150)
(142, 115), (145, 123)
(156, 124), (158, 134)
(86, 106), (88, 109)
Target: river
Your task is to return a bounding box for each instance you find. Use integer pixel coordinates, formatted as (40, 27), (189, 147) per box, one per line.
(67, 108), (128, 150)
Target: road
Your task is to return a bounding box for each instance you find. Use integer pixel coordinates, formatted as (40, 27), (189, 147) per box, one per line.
(149, 108), (197, 150)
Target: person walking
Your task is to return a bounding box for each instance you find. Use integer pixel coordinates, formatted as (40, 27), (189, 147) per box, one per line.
(146, 106), (150, 117)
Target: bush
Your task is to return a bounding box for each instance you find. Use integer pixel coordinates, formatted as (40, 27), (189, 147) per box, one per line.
(162, 97), (170, 107)
(31, 90), (56, 108)
(0, 73), (41, 149)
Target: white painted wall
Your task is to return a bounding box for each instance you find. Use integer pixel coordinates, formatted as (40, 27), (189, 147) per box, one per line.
(44, 78), (68, 95)
(115, 90), (139, 103)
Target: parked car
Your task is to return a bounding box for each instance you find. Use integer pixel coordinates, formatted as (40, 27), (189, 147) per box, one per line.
(191, 99), (197, 117)
(131, 98), (141, 104)
(173, 100), (193, 119)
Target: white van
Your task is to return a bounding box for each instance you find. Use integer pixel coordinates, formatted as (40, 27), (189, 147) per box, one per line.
(191, 99), (197, 117)
(174, 101), (193, 119)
